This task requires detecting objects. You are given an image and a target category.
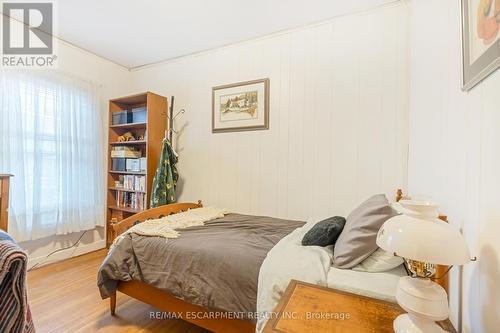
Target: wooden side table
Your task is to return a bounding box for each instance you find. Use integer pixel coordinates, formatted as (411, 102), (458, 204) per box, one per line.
(0, 174), (13, 232)
(263, 279), (457, 333)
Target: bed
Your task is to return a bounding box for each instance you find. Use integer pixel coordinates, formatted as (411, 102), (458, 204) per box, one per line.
(98, 190), (449, 333)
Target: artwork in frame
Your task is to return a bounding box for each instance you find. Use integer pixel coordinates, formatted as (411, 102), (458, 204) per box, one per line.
(461, 0), (500, 91)
(212, 78), (269, 133)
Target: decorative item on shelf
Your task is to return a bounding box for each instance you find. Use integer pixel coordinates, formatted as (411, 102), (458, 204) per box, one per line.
(112, 110), (131, 125)
(212, 78), (269, 133)
(117, 131), (136, 142)
(131, 107), (147, 123)
(111, 158), (127, 171)
(376, 200), (472, 333)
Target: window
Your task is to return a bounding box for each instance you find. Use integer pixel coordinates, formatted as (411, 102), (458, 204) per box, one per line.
(0, 71), (105, 241)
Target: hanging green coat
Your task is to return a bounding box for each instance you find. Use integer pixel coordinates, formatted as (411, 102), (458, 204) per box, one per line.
(150, 139), (178, 207)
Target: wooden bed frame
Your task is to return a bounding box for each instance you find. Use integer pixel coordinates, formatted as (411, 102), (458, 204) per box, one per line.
(108, 190), (449, 333)
(109, 200), (256, 333)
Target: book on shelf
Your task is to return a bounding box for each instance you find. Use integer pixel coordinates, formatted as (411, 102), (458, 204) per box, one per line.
(121, 175), (146, 192)
(115, 190), (147, 211)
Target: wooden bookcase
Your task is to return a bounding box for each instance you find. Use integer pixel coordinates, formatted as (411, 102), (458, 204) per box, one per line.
(106, 92), (168, 246)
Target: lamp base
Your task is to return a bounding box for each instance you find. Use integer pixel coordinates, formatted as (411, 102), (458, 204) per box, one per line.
(394, 313), (446, 333)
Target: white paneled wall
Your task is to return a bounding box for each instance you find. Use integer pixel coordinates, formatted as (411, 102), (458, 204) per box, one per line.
(408, 1), (500, 332)
(131, 3), (408, 220)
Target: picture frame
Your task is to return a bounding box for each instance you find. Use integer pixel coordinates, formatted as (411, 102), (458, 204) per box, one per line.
(212, 78), (269, 133)
(461, 0), (500, 91)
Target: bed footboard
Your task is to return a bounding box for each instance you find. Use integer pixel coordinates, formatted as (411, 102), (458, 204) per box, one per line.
(110, 201), (203, 242)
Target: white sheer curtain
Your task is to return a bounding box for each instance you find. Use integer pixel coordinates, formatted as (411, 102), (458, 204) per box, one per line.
(0, 70), (105, 242)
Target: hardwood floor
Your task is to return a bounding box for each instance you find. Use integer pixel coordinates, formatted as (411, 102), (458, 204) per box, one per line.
(27, 249), (210, 333)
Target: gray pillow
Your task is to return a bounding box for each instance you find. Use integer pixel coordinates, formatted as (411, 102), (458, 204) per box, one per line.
(302, 216), (346, 247)
(333, 194), (398, 269)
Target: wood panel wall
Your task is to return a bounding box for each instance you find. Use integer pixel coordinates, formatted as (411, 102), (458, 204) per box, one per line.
(407, 1), (500, 331)
(131, 3), (409, 219)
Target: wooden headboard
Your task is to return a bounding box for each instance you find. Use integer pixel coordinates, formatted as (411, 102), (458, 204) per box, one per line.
(395, 189), (449, 294)
(110, 201), (203, 242)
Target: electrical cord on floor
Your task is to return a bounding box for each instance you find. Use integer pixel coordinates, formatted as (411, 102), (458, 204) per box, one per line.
(27, 230), (88, 272)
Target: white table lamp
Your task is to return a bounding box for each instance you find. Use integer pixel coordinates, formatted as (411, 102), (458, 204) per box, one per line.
(376, 200), (470, 333)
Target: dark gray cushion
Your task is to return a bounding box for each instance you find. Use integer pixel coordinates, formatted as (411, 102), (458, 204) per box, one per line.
(333, 194), (398, 269)
(302, 216), (346, 247)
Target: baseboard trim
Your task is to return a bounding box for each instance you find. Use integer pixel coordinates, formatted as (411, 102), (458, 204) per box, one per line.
(28, 239), (106, 268)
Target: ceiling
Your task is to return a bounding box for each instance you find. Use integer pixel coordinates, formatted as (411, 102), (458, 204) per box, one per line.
(29, 0), (394, 69)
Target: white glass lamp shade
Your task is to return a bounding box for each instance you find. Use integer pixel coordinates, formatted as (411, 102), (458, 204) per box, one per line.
(397, 200), (441, 220)
(376, 214), (470, 266)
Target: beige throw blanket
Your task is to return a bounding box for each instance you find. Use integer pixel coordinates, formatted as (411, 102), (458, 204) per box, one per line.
(112, 207), (229, 247)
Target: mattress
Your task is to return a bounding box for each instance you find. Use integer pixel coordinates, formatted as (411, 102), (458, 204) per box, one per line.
(255, 217), (406, 333)
(326, 265), (406, 303)
(98, 213), (304, 318)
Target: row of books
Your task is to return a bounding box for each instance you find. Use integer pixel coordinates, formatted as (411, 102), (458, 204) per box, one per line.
(120, 175), (146, 192)
(116, 191), (147, 211)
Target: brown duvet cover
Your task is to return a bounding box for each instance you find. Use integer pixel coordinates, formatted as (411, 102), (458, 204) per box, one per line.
(97, 213), (304, 316)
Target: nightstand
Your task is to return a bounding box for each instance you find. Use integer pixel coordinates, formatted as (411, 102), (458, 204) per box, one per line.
(263, 279), (457, 333)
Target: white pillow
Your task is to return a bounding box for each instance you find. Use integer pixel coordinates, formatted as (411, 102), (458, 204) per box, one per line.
(352, 248), (404, 272)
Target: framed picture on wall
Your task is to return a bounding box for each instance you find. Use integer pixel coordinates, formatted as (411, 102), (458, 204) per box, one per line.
(461, 0), (500, 91)
(212, 78), (269, 133)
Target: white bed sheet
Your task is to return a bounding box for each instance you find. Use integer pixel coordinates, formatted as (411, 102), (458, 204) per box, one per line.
(327, 265), (406, 303)
(256, 216), (407, 332)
